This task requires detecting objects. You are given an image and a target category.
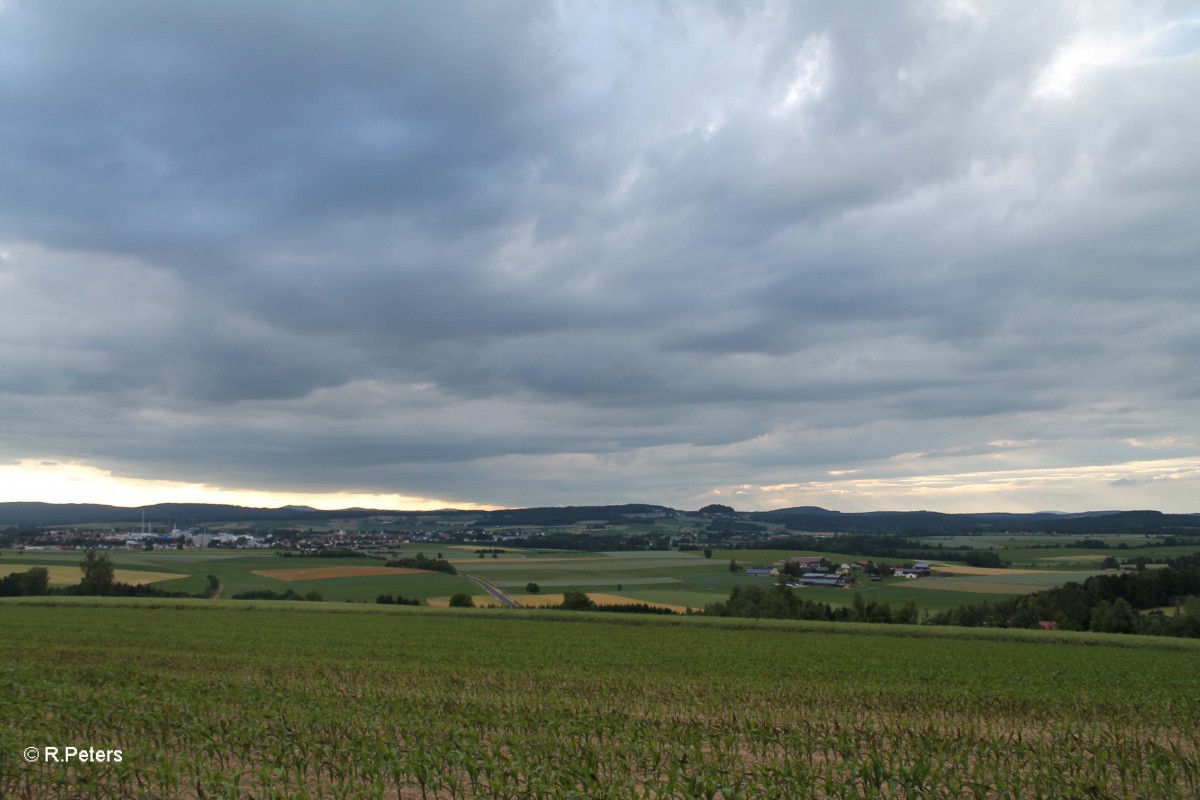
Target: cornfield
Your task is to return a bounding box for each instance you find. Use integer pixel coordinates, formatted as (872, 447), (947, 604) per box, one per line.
(1, 601), (1196, 799)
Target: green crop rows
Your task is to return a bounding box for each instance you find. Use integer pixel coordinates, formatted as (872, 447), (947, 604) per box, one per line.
(1, 600), (1197, 799)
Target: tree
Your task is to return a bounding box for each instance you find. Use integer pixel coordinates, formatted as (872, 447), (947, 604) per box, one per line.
(1089, 600), (1113, 633)
(80, 550), (114, 595)
(894, 599), (920, 625)
(449, 592), (475, 608)
(303, 590), (323, 602)
(526, 582), (541, 594)
(559, 591), (595, 611)
(729, 559), (740, 573)
(0, 567), (49, 597)
(1107, 598), (1138, 633)
(703, 549), (713, 559)
(20, 567), (49, 596)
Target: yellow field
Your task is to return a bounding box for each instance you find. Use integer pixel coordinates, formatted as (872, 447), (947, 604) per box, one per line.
(22, 565), (187, 586)
(252, 566), (425, 581)
(510, 593), (688, 611)
(425, 596), (503, 608)
(929, 563), (1043, 576)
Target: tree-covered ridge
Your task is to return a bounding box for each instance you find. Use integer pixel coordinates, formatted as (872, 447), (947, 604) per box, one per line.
(5, 501), (1198, 537)
(927, 552), (1200, 636)
(705, 553), (1200, 639)
(720, 534), (1005, 568)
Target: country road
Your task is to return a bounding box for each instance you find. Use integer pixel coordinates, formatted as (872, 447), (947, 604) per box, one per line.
(461, 573), (519, 608)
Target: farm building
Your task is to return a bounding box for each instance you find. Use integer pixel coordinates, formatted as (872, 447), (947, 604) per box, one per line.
(745, 567), (778, 577)
(797, 574), (845, 587)
(784, 556), (829, 570)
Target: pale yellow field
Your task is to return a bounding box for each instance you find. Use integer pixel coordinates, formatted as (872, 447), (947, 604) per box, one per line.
(425, 596), (503, 608)
(509, 593), (687, 611)
(253, 566), (426, 582)
(18, 565), (187, 586)
(929, 563), (1043, 576)
(510, 593), (566, 607)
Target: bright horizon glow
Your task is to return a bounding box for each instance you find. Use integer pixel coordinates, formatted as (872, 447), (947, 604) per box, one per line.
(3, 457), (1197, 514)
(703, 457), (1200, 514)
(0, 460), (500, 512)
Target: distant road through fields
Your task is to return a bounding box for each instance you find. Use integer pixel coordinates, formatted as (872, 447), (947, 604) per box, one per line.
(461, 573), (519, 608)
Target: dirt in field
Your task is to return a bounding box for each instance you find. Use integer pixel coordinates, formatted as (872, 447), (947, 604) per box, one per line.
(252, 566), (427, 581)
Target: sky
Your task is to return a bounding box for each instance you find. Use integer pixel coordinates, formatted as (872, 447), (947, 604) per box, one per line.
(1, 1), (1198, 513)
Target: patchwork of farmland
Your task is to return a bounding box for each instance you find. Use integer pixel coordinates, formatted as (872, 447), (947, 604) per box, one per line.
(5, 531), (1198, 612)
(1, 599), (1196, 799)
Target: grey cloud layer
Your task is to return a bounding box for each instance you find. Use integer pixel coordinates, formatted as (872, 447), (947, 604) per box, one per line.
(2, 1), (1198, 509)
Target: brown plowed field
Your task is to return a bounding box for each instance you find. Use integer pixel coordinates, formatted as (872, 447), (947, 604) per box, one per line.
(252, 566), (426, 581)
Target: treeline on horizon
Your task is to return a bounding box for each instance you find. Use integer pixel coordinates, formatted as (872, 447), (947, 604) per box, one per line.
(689, 534), (1007, 568)
(4, 501), (1200, 537)
(751, 509), (1200, 536)
(706, 551), (1200, 638)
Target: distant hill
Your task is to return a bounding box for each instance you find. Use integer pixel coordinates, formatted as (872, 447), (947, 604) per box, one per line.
(0, 502), (455, 527)
(750, 508), (1200, 535)
(766, 506), (841, 516)
(0, 501), (1196, 535)
(477, 504), (673, 528)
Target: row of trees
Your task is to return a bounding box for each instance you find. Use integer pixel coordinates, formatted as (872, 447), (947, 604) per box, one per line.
(927, 552), (1200, 636)
(705, 585), (921, 625)
(716, 534), (1006, 568)
(0, 551), (197, 599)
(703, 552), (1200, 638)
(385, 553), (457, 574)
(230, 588), (323, 602)
(375, 594), (420, 606)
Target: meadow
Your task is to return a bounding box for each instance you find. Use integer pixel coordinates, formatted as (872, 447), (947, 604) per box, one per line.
(1, 598), (1197, 799)
(3, 537), (1187, 614)
(9, 527), (1200, 618)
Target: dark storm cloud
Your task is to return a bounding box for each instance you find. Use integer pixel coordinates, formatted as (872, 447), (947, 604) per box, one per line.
(2, 1), (1199, 510)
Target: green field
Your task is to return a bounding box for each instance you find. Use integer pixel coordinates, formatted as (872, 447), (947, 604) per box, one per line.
(0, 550), (494, 603)
(1, 599), (1197, 799)
(0, 545), (1154, 604)
(0, 544), (1141, 614)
